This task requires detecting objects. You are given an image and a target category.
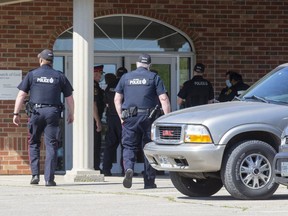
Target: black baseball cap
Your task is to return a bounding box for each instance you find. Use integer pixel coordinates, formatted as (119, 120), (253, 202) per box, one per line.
(38, 49), (54, 61)
(193, 63), (205, 73)
(138, 53), (151, 64)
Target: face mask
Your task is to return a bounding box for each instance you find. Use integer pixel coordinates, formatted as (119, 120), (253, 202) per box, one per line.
(226, 80), (232, 88)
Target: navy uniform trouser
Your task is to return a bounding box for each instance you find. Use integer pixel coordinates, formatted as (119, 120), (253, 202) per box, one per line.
(94, 120), (102, 170)
(122, 113), (156, 186)
(102, 114), (122, 173)
(28, 107), (61, 182)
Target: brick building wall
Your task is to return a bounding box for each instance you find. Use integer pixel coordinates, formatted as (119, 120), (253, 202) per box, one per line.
(0, 0), (287, 174)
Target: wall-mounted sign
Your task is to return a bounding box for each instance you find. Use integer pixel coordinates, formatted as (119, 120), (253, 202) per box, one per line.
(0, 70), (22, 100)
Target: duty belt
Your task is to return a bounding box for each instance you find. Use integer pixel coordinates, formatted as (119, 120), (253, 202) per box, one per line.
(137, 108), (151, 113)
(123, 108), (151, 112)
(34, 104), (61, 109)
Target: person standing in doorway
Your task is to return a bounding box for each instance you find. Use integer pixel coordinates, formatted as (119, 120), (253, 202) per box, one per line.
(114, 54), (171, 189)
(13, 49), (74, 186)
(93, 65), (105, 171)
(177, 63), (214, 108)
(102, 67), (127, 176)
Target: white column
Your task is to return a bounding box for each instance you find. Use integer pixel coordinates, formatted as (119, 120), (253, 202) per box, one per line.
(65, 0), (104, 182)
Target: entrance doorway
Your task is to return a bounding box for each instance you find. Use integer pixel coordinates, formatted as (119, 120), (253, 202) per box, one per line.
(54, 14), (195, 173)
(56, 53), (192, 173)
(92, 54), (178, 174)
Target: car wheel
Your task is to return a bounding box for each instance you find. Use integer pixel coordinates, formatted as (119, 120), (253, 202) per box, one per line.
(221, 140), (279, 200)
(169, 172), (223, 197)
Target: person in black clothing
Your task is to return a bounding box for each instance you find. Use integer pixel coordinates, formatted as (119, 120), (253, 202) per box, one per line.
(93, 65), (105, 171)
(219, 71), (250, 102)
(13, 49), (74, 186)
(218, 71), (233, 102)
(177, 63), (214, 108)
(102, 67), (127, 176)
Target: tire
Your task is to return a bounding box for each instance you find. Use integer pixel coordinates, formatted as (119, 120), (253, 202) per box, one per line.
(170, 172), (223, 197)
(221, 140), (279, 200)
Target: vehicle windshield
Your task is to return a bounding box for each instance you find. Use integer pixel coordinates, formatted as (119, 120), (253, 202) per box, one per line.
(240, 65), (288, 104)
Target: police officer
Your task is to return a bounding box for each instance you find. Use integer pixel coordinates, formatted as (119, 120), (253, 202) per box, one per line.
(218, 71), (233, 102)
(13, 49), (74, 186)
(219, 71), (250, 102)
(102, 67), (127, 176)
(114, 54), (171, 189)
(93, 65), (105, 171)
(177, 63), (214, 108)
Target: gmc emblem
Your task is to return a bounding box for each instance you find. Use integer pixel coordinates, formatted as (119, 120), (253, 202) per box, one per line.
(162, 130), (174, 136)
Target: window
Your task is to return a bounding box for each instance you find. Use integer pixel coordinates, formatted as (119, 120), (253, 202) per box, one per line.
(54, 16), (192, 52)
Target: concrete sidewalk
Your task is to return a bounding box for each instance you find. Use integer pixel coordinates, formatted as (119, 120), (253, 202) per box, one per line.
(1, 174), (288, 216)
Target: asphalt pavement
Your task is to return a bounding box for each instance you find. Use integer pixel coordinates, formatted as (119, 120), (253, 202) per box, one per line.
(1, 174), (288, 216)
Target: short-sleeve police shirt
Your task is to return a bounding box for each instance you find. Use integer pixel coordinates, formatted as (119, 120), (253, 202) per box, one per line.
(17, 64), (73, 105)
(115, 67), (167, 109)
(178, 75), (214, 107)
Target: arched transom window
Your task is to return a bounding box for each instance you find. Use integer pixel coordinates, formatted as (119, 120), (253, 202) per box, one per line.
(54, 15), (192, 52)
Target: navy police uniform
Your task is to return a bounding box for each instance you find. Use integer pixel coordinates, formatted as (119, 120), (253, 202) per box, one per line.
(94, 80), (105, 170)
(17, 64), (73, 183)
(115, 66), (167, 187)
(178, 75), (214, 107)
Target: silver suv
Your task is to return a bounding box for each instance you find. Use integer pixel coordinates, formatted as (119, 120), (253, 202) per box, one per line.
(144, 63), (288, 200)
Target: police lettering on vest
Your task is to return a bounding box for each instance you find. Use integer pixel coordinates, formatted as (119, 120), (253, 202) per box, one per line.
(36, 76), (55, 84)
(128, 78), (148, 85)
(194, 81), (208, 86)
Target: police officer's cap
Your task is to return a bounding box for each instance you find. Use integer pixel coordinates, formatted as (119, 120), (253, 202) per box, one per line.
(94, 65), (105, 74)
(194, 63), (205, 73)
(138, 53), (151, 65)
(116, 67), (128, 78)
(38, 49), (54, 61)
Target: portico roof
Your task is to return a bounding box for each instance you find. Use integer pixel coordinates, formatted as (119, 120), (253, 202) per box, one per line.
(0, 0), (33, 6)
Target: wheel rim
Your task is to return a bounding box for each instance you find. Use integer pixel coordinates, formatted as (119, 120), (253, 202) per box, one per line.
(239, 153), (272, 189)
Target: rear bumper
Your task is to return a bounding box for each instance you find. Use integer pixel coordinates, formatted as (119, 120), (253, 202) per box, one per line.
(143, 142), (225, 172)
